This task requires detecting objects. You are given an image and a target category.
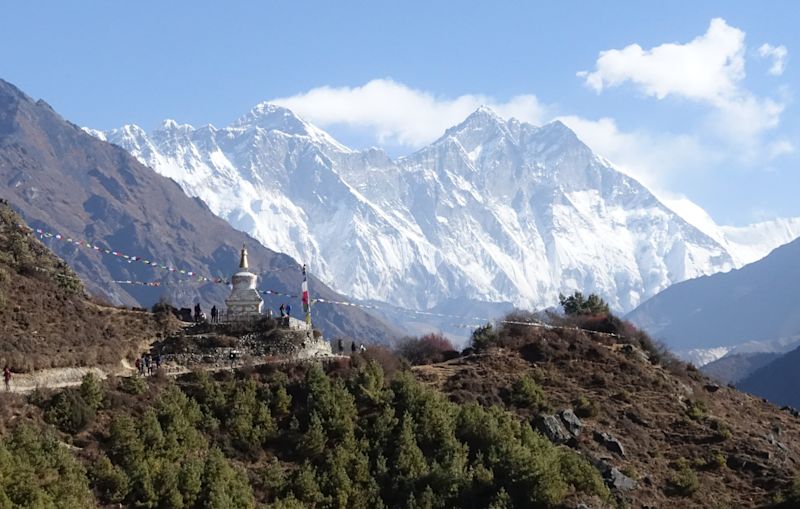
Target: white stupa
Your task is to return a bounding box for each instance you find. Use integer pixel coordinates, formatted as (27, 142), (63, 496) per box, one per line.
(225, 245), (263, 319)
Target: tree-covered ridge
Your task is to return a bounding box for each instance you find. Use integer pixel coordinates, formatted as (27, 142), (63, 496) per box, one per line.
(32, 360), (607, 508)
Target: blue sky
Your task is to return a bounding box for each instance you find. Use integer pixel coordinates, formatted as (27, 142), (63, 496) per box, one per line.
(1, 1), (798, 226)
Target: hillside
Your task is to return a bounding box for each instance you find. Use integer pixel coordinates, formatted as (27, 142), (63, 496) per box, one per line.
(0, 311), (799, 507)
(0, 78), (398, 343)
(0, 201), (170, 371)
(627, 236), (800, 354)
(738, 345), (800, 409)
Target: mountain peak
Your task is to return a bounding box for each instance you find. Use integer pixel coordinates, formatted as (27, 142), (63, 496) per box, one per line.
(231, 102), (305, 131)
(464, 105), (505, 125)
(437, 105), (510, 147)
(231, 101), (351, 152)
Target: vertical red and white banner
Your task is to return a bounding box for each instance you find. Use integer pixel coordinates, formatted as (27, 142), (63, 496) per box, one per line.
(302, 264), (311, 325)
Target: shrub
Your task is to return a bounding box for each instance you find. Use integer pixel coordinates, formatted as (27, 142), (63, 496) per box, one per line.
(559, 291), (609, 316)
(45, 389), (95, 434)
(708, 451), (727, 470)
(667, 458), (700, 497)
(471, 323), (498, 351)
(397, 333), (457, 365)
(573, 396), (598, 418)
(90, 454), (130, 504)
(80, 372), (105, 411)
(510, 375), (547, 410)
(119, 375), (147, 395)
(686, 400), (707, 421)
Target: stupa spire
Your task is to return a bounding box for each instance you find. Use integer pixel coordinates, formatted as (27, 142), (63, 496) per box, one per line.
(239, 244), (249, 269)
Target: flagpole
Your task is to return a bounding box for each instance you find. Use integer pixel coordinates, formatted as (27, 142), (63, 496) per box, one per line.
(302, 264), (312, 327)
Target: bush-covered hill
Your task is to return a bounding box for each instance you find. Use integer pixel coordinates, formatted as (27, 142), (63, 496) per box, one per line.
(1, 311), (800, 508)
(0, 201), (174, 371)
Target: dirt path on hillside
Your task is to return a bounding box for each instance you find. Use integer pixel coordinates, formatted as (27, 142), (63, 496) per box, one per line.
(4, 351), (347, 394)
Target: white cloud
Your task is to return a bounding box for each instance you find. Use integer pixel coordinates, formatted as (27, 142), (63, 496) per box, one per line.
(271, 78), (547, 148)
(578, 18), (745, 102)
(578, 18), (790, 158)
(758, 43), (788, 76)
(556, 115), (715, 189)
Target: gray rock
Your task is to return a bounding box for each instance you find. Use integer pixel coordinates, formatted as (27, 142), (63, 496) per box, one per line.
(593, 430), (626, 456)
(536, 414), (572, 444)
(607, 467), (637, 491)
(593, 459), (637, 492)
(560, 409), (583, 437)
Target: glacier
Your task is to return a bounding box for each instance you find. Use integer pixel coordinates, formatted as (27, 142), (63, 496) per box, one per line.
(91, 104), (800, 314)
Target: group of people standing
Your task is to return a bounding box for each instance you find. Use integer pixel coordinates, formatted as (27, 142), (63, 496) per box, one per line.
(194, 303), (220, 323)
(134, 353), (162, 376)
(337, 339), (366, 356)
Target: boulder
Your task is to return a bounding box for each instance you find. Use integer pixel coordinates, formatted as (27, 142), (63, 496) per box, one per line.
(594, 459), (637, 492)
(607, 467), (637, 491)
(560, 409), (583, 437)
(536, 414), (572, 444)
(593, 431), (626, 457)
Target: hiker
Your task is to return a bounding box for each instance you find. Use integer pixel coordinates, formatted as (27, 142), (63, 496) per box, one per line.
(3, 366), (11, 391)
(359, 343), (366, 353)
(144, 355), (151, 376)
(155, 353), (162, 370)
(194, 303), (202, 323)
(337, 338), (344, 355)
(351, 341), (357, 355)
(210, 305), (218, 324)
(286, 304), (291, 317)
(134, 357), (142, 375)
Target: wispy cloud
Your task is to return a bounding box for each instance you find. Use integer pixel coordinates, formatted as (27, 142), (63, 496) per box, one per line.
(271, 78), (548, 148)
(758, 43), (788, 76)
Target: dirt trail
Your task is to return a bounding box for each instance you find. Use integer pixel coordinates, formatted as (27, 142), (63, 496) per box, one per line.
(4, 352), (347, 394)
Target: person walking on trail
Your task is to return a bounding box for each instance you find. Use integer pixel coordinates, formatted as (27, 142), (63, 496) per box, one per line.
(210, 305), (218, 324)
(279, 304), (285, 318)
(337, 338), (344, 355)
(3, 366), (11, 391)
(351, 341), (357, 355)
(144, 355), (151, 376)
(135, 357), (142, 376)
(194, 303), (202, 323)
(286, 304), (291, 317)
(155, 353), (162, 370)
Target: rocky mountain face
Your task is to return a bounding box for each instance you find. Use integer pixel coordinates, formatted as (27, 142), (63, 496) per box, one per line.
(95, 103), (787, 316)
(627, 236), (800, 357)
(0, 79), (398, 343)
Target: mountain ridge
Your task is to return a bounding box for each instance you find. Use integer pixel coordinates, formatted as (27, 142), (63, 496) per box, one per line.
(95, 102), (799, 317)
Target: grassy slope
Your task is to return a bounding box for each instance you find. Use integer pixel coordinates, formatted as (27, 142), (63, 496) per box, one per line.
(0, 202), (175, 371)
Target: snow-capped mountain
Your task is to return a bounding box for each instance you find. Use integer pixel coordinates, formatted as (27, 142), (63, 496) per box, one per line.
(92, 104), (798, 313)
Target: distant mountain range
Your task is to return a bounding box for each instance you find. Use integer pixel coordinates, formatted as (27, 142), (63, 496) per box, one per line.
(737, 345), (800, 409)
(92, 103), (800, 317)
(0, 79), (398, 342)
(627, 235), (800, 359)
